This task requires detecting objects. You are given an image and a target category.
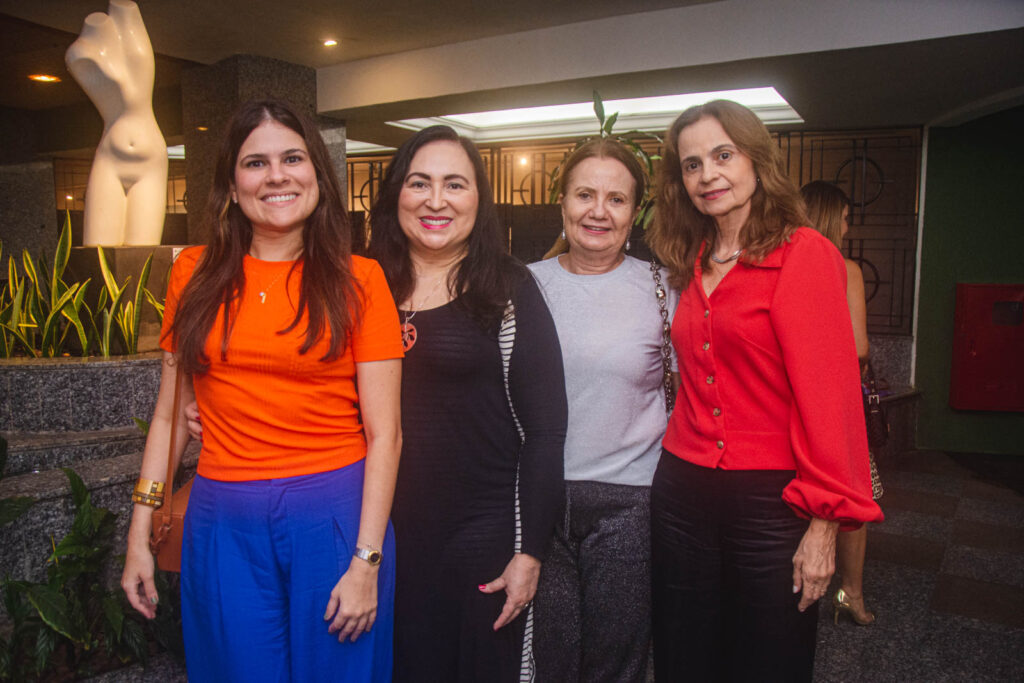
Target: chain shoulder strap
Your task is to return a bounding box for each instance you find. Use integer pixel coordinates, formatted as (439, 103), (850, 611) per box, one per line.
(650, 259), (675, 413)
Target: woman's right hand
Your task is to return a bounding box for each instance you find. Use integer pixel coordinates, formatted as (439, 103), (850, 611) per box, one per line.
(185, 400), (203, 442)
(121, 508), (159, 619)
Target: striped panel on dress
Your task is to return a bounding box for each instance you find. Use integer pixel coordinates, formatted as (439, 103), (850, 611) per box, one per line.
(499, 302), (535, 683)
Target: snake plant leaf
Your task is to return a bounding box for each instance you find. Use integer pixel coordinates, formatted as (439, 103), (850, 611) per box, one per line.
(26, 584), (87, 644)
(62, 280), (91, 354)
(143, 288), (165, 319)
(96, 246), (129, 302)
(52, 211), (72, 286)
(1, 321), (39, 358)
(40, 285), (78, 356)
(127, 253), (154, 354)
(21, 250), (41, 302)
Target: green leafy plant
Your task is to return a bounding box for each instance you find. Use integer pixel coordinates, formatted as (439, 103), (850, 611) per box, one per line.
(95, 247), (156, 356)
(0, 212), (164, 358)
(0, 214), (91, 358)
(547, 91), (662, 231)
(0, 469), (148, 681)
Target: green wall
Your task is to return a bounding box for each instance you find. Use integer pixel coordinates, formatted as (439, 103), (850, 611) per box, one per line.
(915, 105), (1024, 454)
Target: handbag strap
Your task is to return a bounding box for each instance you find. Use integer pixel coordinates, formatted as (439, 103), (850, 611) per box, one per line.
(865, 360), (881, 408)
(650, 259), (675, 413)
(163, 365), (185, 517)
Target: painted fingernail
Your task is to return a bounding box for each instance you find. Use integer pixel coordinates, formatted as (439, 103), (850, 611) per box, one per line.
(478, 584), (486, 590)
(150, 596), (159, 605)
(793, 585), (800, 593)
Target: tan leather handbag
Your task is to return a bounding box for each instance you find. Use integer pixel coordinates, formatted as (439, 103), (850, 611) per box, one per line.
(149, 368), (193, 573)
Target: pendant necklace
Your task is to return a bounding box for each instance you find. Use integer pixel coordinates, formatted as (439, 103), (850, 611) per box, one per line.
(401, 275), (445, 352)
(257, 268), (288, 304)
(709, 248), (743, 264)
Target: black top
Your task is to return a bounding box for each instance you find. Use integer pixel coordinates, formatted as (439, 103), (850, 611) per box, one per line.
(391, 272), (566, 681)
(393, 272), (566, 561)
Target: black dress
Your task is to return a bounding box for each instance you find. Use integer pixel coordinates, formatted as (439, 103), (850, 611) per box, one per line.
(391, 274), (567, 683)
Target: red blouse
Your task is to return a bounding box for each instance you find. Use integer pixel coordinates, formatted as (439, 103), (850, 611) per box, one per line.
(663, 227), (883, 527)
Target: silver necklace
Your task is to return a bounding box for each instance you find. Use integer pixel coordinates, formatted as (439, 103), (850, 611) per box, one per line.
(709, 248), (743, 264)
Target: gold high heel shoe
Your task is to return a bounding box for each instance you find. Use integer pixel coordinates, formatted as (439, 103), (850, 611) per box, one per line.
(833, 588), (876, 625)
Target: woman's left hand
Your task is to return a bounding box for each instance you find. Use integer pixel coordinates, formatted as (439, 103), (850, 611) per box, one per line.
(479, 552), (541, 630)
(792, 517), (840, 612)
(324, 558), (379, 642)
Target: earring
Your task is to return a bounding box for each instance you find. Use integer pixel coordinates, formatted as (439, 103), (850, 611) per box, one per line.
(231, 195), (238, 204)
(625, 238), (631, 251)
(756, 176), (761, 184)
(560, 229), (566, 240)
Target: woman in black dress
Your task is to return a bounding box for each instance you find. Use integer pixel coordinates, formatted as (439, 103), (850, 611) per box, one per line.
(368, 125), (567, 682)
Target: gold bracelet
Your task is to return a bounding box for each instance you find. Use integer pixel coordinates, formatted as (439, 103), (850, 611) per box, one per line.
(132, 478), (166, 507)
(131, 491), (165, 507)
(133, 478), (165, 496)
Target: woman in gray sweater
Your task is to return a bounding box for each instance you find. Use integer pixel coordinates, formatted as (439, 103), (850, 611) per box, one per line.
(528, 138), (678, 682)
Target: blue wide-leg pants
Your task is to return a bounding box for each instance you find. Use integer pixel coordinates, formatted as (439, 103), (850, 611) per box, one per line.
(181, 461), (394, 682)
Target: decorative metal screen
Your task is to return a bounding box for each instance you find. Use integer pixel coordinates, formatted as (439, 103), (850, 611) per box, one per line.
(348, 128), (921, 334)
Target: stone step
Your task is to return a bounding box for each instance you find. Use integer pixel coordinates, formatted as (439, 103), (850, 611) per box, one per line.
(0, 441), (200, 586)
(2, 426), (148, 477)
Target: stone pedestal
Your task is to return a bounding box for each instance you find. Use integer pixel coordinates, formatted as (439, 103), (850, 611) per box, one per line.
(66, 245), (186, 353)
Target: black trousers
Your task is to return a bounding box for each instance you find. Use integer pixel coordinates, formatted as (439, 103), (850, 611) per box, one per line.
(650, 451), (817, 683)
(534, 481), (651, 683)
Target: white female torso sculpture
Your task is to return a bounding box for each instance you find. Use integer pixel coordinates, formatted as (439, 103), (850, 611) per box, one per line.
(66, 0), (167, 246)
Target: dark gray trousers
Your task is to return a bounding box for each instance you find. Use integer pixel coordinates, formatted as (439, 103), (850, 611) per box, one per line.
(534, 480), (652, 683)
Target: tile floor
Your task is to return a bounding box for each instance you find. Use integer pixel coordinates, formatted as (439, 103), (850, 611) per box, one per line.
(813, 450), (1024, 682)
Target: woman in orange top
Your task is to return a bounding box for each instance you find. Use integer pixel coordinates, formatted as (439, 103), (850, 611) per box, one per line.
(646, 100), (882, 681)
(120, 99), (403, 682)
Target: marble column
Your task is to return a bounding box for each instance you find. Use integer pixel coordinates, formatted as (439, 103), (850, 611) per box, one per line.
(0, 161), (58, 264)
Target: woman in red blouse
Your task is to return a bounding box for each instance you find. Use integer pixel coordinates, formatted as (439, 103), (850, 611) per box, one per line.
(646, 100), (883, 681)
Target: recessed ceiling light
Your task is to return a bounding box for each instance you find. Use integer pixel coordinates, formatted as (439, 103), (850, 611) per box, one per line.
(196, 126), (208, 132)
(28, 74), (61, 83)
(389, 87), (803, 143)
(65, 195), (73, 200)
(323, 39), (338, 47)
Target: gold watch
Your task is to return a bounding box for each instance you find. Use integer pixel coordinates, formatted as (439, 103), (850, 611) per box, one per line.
(354, 546), (382, 566)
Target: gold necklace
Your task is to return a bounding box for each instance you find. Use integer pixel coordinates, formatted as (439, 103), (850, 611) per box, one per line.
(257, 268), (288, 304)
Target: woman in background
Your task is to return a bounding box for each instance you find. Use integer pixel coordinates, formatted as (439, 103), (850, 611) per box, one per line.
(123, 99), (402, 682)
(802, 179), (882, 626)
(529, 137), (677, 682)
(646, 99), (883, 681)
(369, 125), (567, 682)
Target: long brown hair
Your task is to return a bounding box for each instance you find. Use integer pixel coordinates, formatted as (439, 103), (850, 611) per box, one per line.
(367, 125), (525, 330)
(172, 99), (359, 374)
(647, 99), (808, 288)
(801, 180), (849, 249)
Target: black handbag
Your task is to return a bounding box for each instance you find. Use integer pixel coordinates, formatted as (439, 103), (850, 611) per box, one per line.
(864, 362), (889, 449)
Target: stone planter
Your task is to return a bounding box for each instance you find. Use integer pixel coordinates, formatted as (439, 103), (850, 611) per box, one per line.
(1, 352), (162, 433)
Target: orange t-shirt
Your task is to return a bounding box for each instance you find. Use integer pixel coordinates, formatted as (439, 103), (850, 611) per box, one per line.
(160, 247), (403, 481)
